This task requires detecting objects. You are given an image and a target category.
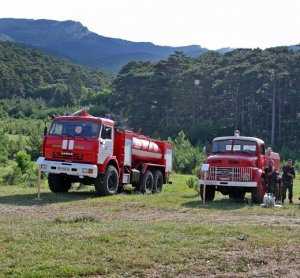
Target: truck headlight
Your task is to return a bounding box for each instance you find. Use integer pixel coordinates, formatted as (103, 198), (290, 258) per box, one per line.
(40, 164), (47, 170)
(82, 168), (93, 174)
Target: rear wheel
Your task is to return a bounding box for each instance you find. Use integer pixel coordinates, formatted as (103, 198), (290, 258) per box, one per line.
(200, 185), (215, 202)
(48, 174), (72, 193)
(140, 170), (154, 194)
(153, 170), (163, 193)
(95, 165), (119, 196)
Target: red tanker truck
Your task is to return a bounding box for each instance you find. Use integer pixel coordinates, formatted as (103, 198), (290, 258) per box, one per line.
(37, 110), (172, 195)
(198, 131), (280, 203)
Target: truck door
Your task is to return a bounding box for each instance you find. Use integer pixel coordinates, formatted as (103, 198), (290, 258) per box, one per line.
(98, 125), (113, 164)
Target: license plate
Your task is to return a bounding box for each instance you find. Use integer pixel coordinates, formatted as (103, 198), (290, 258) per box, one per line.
(57, 166), (69, 172)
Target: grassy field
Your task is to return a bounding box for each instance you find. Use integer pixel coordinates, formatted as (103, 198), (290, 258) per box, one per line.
(0, 175), (299, 277)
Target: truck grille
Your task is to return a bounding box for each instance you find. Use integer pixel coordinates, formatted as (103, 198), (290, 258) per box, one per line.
(207, 167), (252, 182)
(52, 152), (83, 161)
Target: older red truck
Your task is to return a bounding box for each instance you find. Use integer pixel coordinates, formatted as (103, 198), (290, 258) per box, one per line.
(199, 132), (280, 203)
(37, 110), (172, 195)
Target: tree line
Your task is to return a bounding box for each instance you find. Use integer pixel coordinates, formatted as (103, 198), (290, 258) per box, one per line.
(111, 48), (300, 158)
(0, 41), (300, 160)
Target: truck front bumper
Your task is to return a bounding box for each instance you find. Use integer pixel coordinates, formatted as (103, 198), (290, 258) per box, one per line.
(36, 157), (98, 178)
(198, 179), (257, 187)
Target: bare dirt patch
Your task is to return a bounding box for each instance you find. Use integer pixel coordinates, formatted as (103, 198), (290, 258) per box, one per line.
(0, 201), (299, 228)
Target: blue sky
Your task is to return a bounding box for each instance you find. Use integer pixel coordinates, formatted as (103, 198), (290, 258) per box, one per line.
(1, 0), (300, 49)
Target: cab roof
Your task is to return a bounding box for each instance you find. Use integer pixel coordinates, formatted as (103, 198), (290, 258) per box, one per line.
(54, 110), (114, 126)
(213, 136), (265, 145)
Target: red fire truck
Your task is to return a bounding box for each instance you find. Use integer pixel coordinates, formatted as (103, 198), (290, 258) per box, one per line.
(37, 110), (172, 195)
(198, 132), (280, 203)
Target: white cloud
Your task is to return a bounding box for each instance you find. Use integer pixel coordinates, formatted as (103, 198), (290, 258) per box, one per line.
(0, 0), (299, 49)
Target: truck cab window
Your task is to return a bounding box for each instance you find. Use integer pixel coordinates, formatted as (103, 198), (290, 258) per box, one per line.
(49, 121), (100, 138)
(260, 144), (265, 155)
(101, 126), (112, 139)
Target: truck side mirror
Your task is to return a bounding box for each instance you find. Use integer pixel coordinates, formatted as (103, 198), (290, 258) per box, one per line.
(204, 143), (212, 156)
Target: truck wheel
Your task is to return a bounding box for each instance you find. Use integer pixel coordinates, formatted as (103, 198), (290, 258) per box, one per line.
(95, 165), (119, 196)
(229, 190), (246, 201)
(200, 185), (215, 202)
(140, 170), (154, 194)
(153, 170), (163, 193)
(251, 182), (265, 204)
(48, 174), (71, 193)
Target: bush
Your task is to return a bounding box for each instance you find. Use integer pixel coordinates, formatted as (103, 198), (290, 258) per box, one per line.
(7, 135), (26, 159)
(2, 165), (22, 185)
(0, 130), (9, 164)
(186, 177), (200, 192)
(3, 151), (37, 186)
(16, 151), (32, 174)
(172, 131), (204, 174)
(26, 124), (43, 160)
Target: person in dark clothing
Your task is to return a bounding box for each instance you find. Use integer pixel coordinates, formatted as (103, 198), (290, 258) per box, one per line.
(282, 159), (296, 204)
(264, 164), (279, 196)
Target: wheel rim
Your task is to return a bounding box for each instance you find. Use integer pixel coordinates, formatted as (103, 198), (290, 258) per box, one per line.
(145, 176), (153, 193)
(107, 172), (118, 192)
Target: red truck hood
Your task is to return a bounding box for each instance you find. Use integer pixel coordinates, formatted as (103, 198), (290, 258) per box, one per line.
(43, 135), (99, 164)
(207, 154), (257, 167)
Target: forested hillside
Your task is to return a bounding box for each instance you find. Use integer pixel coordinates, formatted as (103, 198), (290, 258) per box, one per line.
(0, 41), (109, 117)
(112, 48), (300, 156)
(0, 41), (299, 160)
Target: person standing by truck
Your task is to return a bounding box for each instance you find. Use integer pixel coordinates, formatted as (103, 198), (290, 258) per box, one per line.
(282, 159), (296, 204)
(264, 162), (279, 197)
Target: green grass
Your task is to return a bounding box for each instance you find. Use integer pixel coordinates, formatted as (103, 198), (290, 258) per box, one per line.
(0, 174), (299, 277)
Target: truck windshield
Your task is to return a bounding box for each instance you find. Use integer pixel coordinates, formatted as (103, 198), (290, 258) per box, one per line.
(49, 121), (101, 138)
(212, 139), (257, 154)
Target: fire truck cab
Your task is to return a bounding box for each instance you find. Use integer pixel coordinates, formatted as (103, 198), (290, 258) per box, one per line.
(37, 110), (172, 195)
(199, 132), (280, 203)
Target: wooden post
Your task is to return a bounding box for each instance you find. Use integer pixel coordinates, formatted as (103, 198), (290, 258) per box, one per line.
(200, 164), (209, 205)
(36, 167), (41, 200)
(203, 171), (207, 205)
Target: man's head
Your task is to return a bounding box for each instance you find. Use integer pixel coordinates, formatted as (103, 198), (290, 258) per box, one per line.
(287, 159), (293, 167)
(266, 147), (272, 156)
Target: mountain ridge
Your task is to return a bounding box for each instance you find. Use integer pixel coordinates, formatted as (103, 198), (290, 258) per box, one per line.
(0, 18), (207, 72)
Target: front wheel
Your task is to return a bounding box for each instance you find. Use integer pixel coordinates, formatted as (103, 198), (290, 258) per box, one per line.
(48, 174), (72, 193)
(95, 165), (119, 196)
(200, 185), (215, 202)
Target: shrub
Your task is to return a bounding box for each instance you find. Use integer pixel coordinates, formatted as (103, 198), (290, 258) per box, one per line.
(172, 131), (204, 174)
(16, 151), (32, 174)
(0, 130), (9, 164)
(186, 176), (200, 192)
(3, 151), (37, 186)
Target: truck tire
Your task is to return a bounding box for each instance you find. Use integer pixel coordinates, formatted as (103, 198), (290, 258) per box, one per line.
(140, 170), (154, 194)
(200, 185), (215, 202)
(153, 170), (163, 193)
(95, 165), (119, 196)
(229, 189), (246, 201)
(48, 174), (72, 193)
